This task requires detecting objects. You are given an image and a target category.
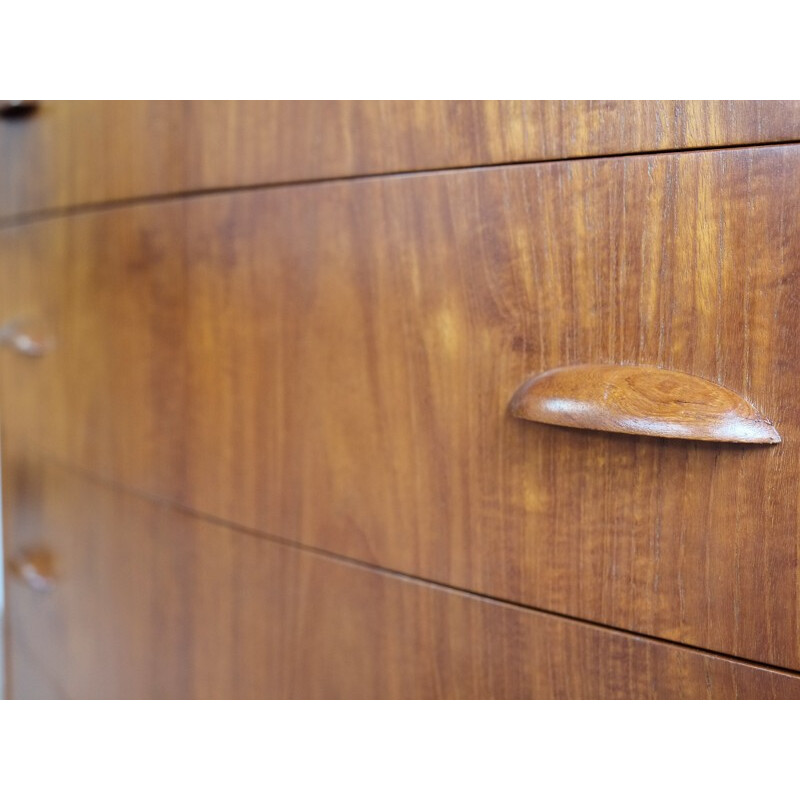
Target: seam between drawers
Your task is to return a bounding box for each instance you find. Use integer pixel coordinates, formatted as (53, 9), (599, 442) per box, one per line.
(2, 139), (800, 230)
(33, 453), (800, 683)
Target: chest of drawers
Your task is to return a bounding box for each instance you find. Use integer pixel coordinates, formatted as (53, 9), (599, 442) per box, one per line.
(2, 101), (800, 698)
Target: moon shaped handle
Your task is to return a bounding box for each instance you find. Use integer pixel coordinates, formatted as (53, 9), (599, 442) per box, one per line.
(509, 364), (780, 444)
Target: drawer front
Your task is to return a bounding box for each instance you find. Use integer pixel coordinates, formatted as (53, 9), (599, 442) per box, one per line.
(2, 145), (800, 669)
(5, 459), (800, 699)
(1, 101), (799, 219)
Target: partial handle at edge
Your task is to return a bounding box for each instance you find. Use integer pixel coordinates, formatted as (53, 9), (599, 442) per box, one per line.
(509, 364), (780, 444)
(0, 101), (39, 120)
(0, 318), (52, 357)
(8, 548), (56, 593)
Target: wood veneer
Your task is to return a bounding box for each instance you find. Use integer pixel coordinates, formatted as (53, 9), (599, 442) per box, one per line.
(1, 101), (799, 220)
(2, 144), (800, 670)
(5, 460), (800, 700)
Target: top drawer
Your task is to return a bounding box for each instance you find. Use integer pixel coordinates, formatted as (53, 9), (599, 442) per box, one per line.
(1, 144), (800, 670)
(1, 100), (800, 219)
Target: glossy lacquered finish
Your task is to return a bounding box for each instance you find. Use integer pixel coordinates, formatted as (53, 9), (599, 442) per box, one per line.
(1, 101), (799, 219)
(6, 461), (800, 699)
(510, 364), (781, 443)
(3, 144), (800, 672)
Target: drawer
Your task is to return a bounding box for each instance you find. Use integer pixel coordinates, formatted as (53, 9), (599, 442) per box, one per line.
(1, 101), (800, 219)
(5, 459), (800, 699)
(2, 145), (800, 670)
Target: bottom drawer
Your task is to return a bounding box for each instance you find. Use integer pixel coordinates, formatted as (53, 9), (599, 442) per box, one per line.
(5, 458), (800, 699)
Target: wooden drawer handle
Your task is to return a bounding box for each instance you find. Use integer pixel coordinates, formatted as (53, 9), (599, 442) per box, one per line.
(0, 100), (39, 120)
(509, 364), (780, 444)
(0, 318), (52, 357)
(8, 548), (56, 593)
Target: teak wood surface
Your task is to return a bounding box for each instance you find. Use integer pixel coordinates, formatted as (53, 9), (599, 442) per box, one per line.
(5, 460), (800, 700)
(1, 101), (799, 220)
(2, 144), (800, 671)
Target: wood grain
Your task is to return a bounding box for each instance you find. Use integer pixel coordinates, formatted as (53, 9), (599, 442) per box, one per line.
(1, 101), (799, 219)
(5, 459), (800, 699)
(510, 364), (781, 443)
(3, 145), (800, 671)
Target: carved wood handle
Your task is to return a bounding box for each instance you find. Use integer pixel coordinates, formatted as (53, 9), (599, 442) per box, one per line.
(509, 364), (780, 444)
(8, 548), (56, 593)
(0, 318), (52, 357)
